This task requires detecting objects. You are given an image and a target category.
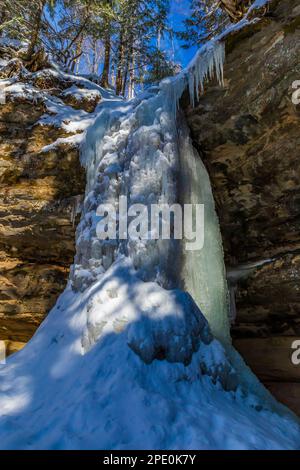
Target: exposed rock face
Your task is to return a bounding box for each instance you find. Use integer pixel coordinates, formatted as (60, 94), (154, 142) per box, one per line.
(185, 0), (300, 415)
(0, 55), (101, 349)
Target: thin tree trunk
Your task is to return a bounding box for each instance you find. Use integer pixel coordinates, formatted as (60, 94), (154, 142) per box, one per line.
(128, 49), (135, 100)
(101, 30), (111, 87)
(122, 58), (129, 96)
(0, 7), (7, 37)
(71, 36), (83, 73)
(116, 27), (125, 95)
(92, 38), (99, 75)
(122, 35), (133, 96)
(26, 0), (46, 61)
(110, 62), (115, 87)
(137, 53), (144, 92)
(121, 22), (136, 97)
(127, 35), (135, 99)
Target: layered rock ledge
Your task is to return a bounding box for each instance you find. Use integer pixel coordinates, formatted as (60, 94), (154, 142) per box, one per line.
(0, 47), (104, 349)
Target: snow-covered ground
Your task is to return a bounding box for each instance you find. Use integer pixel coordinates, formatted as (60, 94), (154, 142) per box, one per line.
(1, 4), (300, 449)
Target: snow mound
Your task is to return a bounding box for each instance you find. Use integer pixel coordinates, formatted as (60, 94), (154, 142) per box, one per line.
(61, 85), (102, 102)
(82, 258), (213, 366)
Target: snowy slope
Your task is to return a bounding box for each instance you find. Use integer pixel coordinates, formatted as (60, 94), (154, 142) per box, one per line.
(0, 258), (300, 450)
(1, 21), (300, 449)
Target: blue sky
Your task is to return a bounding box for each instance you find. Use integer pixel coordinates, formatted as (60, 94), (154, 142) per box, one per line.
(168, 0), (198, 67)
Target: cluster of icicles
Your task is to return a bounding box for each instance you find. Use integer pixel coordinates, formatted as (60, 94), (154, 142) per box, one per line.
(161, 40), (225, 114)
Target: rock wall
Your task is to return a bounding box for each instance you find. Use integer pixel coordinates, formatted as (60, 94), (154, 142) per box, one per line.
(185, 0), (300, 415)
(0, 60), (93, 350)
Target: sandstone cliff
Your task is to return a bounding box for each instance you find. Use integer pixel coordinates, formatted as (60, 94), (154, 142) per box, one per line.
(0, 42), (103, 352)
(185, 0), (300, 414)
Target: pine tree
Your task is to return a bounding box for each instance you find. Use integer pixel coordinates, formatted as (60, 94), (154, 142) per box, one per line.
(42, 0), (98, 69)
(99, 0), (114, 87)
(0, 0), (177, 93)
(178, 0), (227, 46)
(178, 0), (254, 47)
(143, 48), (178, 84)
(0, 1), (58, 56)
(113, 0), (173, 95)
(0, 1), (24, 37)
(25, 0), (48, 61)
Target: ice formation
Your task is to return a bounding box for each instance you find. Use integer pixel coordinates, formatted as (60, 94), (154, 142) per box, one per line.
(0, 34), (300, 450)
(73, 40), (227, 294)
(160, 40), (225, 114)
(177, 120), (230, 345)
(73, 37), (270, 398)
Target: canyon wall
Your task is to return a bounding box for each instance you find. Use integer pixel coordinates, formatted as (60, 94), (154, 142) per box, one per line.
(0, 57), (95, 352)
(185, 0), (300, 414)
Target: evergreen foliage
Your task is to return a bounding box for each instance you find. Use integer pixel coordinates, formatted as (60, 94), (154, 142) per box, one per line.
(0, 0), (255, 94)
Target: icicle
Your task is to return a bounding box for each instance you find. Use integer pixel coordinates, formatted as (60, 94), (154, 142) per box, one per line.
(162, 40), (225, 114)
(186, 41), (225, 106)
(188, 68), (195, 108)
(177, 119), (231, 345)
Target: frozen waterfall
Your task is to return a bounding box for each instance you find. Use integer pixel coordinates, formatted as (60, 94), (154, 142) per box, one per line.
(73, 38), (281, 401)
(177, 119), (230, 345)
(74, 40), (230, 345)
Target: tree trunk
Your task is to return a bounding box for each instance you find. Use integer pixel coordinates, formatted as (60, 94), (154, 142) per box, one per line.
(128, 49), (135, 100)
(122, 32), (134, 96)
(110, 62), (116, 87)
(101, 30), (111, 87)
(0, 7), (7, 36)
(137, 53), (144, 92)
(26, 0), (46, 61)
(122, 59), (129, 96)
(71, 36), (83, 73)
(116, 27), (125, 95)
